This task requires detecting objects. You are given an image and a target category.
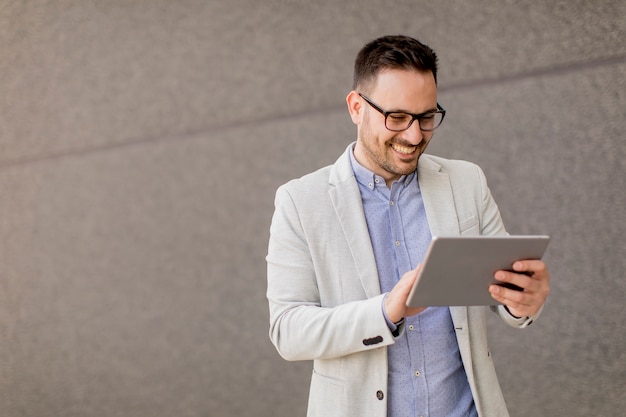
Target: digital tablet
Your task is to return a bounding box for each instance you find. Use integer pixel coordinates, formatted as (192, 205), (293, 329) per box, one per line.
(406, 235), (550, 307)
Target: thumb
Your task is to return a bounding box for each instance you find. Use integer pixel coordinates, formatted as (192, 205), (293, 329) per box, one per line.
(399, 265), (421, 293)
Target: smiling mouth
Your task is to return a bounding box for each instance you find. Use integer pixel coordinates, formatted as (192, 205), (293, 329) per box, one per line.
(390, 143), (418, 155)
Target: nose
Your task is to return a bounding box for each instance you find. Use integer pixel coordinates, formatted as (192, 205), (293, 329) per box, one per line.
(399, 120), (425, 145)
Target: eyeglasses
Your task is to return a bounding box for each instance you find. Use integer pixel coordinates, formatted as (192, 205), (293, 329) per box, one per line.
(358, 93), (446, 132)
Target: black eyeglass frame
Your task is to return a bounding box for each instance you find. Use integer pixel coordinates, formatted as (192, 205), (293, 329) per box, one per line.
(358, 93), (446, 132)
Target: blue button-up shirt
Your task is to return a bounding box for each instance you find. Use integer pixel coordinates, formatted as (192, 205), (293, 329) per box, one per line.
(350, 148), (477, 417)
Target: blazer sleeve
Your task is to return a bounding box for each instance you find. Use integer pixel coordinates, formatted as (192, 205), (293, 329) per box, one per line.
(266, 184), (397, 361)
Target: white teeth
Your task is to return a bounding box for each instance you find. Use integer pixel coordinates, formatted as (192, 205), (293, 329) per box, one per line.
(391, 143), (416, 155)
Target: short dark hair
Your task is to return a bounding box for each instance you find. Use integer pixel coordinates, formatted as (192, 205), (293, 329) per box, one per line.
(352, 35), (438, 91)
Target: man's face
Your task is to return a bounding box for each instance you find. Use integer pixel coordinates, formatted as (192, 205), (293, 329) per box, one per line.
(349, 68), (438, 186)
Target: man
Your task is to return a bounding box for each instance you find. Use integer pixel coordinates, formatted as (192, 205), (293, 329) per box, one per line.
(266, 35), (550, 417)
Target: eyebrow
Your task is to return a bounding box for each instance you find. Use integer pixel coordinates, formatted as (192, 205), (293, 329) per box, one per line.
(359, 93), (440, 116)
(392, 106), (439, 116)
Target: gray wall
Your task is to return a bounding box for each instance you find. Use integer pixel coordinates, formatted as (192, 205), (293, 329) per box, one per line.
(1, 1), (624, 416)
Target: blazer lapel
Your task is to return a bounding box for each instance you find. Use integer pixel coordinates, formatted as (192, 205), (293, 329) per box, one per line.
(418, 156), (460, 237)
(449, 306), (472, 376)
(328, 146), (382, 299)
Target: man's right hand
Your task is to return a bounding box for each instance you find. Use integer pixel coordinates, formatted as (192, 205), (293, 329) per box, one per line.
(384, 266), (426, 323)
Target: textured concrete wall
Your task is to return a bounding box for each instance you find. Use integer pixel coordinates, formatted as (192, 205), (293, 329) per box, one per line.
(1, 1), (624, 416)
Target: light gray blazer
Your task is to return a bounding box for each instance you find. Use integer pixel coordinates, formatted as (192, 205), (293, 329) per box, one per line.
(267, 144), (538, 417)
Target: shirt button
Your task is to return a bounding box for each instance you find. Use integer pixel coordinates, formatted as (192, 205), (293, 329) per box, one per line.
(375, 179), (380, 184)
(395, 241), (400, 247)
(389, 200), (394, 206)
(408, 325), (415, 331)
(376, 390), (384, 400)
(415, 371), (421, 377)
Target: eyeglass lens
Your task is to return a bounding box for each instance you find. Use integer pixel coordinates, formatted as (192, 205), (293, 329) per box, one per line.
(385, 111), (443, 132)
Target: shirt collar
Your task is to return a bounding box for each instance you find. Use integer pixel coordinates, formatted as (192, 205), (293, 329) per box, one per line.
(349, 143), (416, 190)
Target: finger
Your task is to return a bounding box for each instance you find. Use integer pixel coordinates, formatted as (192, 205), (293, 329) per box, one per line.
(504, 263), (551, 300)
(513, 260), (548, 278)
(489, 288), (535, 317)
(398, 266), (420, 294)
(386, 267), (421, 322)
(489, 284), (529, 306)
(490, 279), (549, 316)
(494, 270), (534, 292)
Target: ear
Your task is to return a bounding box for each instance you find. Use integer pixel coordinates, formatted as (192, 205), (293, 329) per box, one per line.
(346, 90), (363, 125)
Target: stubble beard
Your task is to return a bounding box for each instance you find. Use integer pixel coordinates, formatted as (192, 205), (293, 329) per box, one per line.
(359, 128), (428, 179)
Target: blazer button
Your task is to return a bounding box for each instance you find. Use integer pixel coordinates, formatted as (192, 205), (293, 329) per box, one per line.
(376, 390), (384, 400)
(363, 336), (383, 346)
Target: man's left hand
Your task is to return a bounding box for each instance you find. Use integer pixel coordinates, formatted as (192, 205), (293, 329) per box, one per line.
(489, 260), (550, 318)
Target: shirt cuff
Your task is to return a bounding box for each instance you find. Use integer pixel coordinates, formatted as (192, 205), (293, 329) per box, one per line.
(382, 294), (405, 337)
(495, 304), (543, 328)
